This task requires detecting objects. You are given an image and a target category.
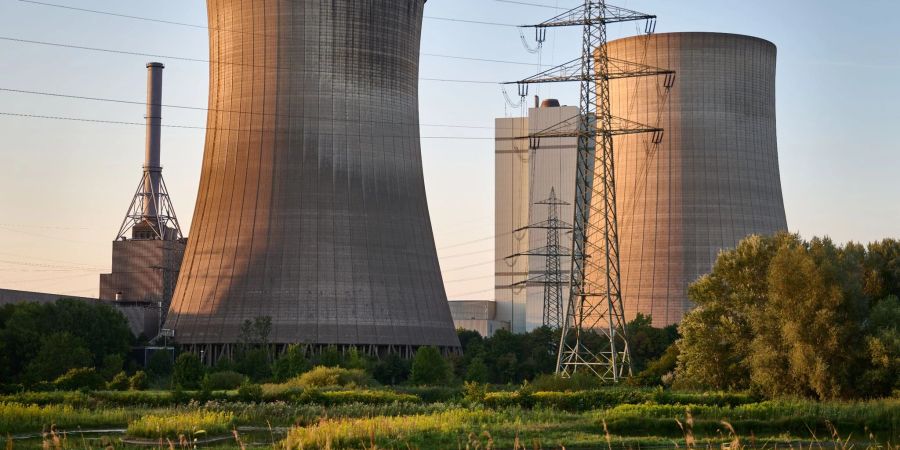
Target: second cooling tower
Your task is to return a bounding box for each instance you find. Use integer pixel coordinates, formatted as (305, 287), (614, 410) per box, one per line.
(606, 32), (788, 326)
(165, 0), (460, 355)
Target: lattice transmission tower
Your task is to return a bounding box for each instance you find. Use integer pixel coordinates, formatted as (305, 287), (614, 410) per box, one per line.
(505, 1), (675, 381)
(506, 187), (572, 329)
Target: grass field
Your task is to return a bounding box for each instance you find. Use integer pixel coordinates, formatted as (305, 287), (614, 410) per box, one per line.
(0, 389), (896, 449)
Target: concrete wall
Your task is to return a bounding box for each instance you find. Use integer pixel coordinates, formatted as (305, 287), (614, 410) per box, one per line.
(100, 239), (185, 307)
(606, 32), (788, 326)
(165, 0), (459, 350)
(447, 300), (509, 337)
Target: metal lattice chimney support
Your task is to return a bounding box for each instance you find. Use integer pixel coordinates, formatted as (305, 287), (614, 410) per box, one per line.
(143, 62), (164, 218)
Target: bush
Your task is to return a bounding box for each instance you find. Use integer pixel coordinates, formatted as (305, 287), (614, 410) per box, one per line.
(394, 386), (462, 403)
(53, 368), (105, 391)
(529, 373), (605, 392)
(106, 371), (129, 391)
(410, 347), (451, 385)
(372, 353), (410, 385)
(99, 354), (125, 380)
(24, 332), (93, 383)
(128, 371), (148, 391)
(235, 348), (272, 382)
(203, 370), (246, 390)
(463, 381), (487, 404)
(273, 345), (309, 381)
(173, 353), (204, 389)
(147, 349), (174, 377)
(238, 380), (263, 403)
(297, 366), (372, 389)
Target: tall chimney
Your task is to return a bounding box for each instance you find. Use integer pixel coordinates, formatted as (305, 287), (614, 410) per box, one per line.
(144, 62), (164, 218)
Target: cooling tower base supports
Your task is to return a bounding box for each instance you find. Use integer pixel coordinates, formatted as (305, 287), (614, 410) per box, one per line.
(183, 343), (460, 365)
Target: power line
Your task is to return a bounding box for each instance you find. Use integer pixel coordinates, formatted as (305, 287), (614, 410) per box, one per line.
(423, 16), (516, 27)
(0, 87), (494, 129)
(0, 111), (498, 139)
(494, 0), (569, 9)
(18, 0), (519, 29)
(0, 36), (503, 83)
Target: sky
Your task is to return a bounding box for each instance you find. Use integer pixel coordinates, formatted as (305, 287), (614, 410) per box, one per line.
(0, 0), (898, 300)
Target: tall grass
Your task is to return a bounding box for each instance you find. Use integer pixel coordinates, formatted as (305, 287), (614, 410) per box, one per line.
(283, 408), (592, 449)
(125, 410), (234, 439)
(0, 402), (132, 433)
(597, 399), (900, 435)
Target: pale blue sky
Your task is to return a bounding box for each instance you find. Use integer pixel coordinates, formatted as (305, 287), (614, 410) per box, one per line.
(0, 0), (897, 299)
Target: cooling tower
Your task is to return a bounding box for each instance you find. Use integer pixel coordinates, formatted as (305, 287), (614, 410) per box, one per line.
(165, 0), (460, 356)
(606, 32), (788, 326)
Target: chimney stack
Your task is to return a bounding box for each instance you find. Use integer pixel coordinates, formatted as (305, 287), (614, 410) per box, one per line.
(144, 62), (164, 218)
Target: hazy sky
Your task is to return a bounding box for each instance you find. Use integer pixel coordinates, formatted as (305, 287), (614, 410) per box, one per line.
(0, 0), (898, 300)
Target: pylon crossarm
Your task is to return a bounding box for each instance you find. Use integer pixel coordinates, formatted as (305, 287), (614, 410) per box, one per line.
(520, 3), (656, 28)
(505, 56), (674, 86)
(513, 219), (573, 231)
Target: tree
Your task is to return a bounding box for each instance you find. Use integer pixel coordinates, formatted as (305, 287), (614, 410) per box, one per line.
(372, 352), (410, 385)
(861, 296), (900, 394)
(465, 357), (489, 382)
(410, 346), (451, 385)
(675, 233), (897, 399)
(235, 348), (272, 382)
(625, 313), (678, 373)
(0, 300), (132, 383)
(272, 344), (309, 381)
(147, 349), (174, 377)
(752, 238), (868, 399)
(173, 353), (204, 389)
(676, 233), (794, 390)
(239, 316), (272, 347)
(24, 332), (93, 383)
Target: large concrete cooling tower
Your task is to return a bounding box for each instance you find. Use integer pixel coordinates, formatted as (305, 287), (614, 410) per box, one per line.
(165, 0), (460, 357)
(606, 32), (788, 326)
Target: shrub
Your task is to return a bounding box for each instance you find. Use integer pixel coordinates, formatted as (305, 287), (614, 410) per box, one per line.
(465, 357), (489, 382)
(173, 353), (204, 389)
(410, 347), (451, 385)
(24, 332), (93, 383)
(202, 370), (246, 390)
(529, 373), (606, 392)
(316, 345), (343, 367)
(392, 386), (462, 403)
(235, 348), (272, 382)
(372, 353), (410, 385)
(297, 366), (372, 389)
(53, 368), (105, 391)
(273, 344), (309, 381)
(147, 349), (174, 377)
(238, 380), (264, 403)
(106, 371), (129, 391)
(99, 354), (125, 380)
(463, 381), (487, 404)
(128, 371), (148, 391)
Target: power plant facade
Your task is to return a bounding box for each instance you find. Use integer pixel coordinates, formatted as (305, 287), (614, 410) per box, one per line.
(495, 100), (578, 333)
(164, 0), (460, 356)
(605, 32), (788, 326)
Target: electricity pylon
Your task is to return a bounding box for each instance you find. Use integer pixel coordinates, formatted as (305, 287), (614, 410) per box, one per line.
(505, 1), (675, 381)
(506, 187), (572, 329)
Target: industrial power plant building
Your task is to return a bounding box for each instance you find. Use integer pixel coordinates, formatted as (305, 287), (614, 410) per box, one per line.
(164, 0), (460, 359)
(495, 100), (578, 333)
(495, 32), (788, 330)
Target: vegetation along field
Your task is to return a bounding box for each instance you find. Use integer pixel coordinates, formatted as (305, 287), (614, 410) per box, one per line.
(0, 234), (897, 448)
